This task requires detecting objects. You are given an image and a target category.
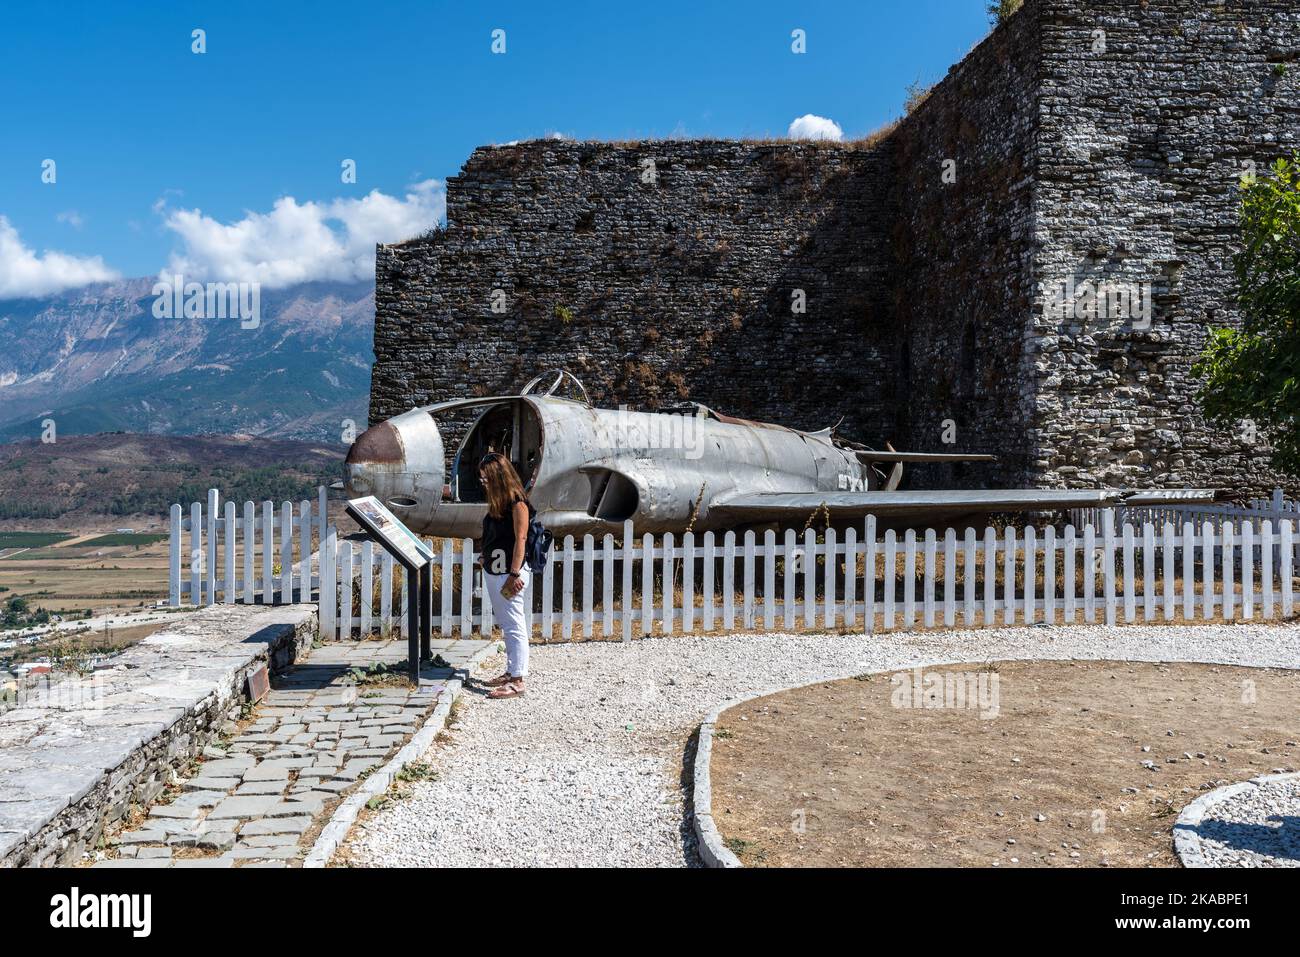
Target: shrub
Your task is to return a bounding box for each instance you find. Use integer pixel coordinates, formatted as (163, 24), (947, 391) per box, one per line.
(987, 0), (1024, 25)
(1194, 155), (1300, 475)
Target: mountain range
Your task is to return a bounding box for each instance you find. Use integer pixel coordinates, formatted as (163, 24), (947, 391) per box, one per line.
(0, 278), (375, 443)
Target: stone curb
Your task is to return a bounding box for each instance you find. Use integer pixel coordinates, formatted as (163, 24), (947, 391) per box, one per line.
(694, 700), (743, 868)
(1173, 771), (1300, 868)
(695, 677), (873, 869)
(696, 679), (842, 868)
(303, 642), (498, 867)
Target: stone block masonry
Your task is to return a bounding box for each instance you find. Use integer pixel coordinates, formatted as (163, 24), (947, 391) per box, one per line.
(374, 139), (902, 450)
(890, 0), (1042, 489)
(371, 0), (1300, 496)
(1029, 0), (1300, 492)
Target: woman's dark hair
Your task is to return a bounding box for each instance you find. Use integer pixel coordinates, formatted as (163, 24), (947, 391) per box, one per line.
(478, 453), (528, 519)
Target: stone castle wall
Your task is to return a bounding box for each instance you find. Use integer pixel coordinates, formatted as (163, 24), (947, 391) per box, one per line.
(1030, 0), (1299, 491)
(372, 140), (902, 446)
(889, 2), (1042, 488)
(371, 0), (1300, 495)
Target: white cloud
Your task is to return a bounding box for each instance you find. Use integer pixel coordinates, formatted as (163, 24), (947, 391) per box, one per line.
(787, 114), (844, 142)
(159, 180), (446, 288)
(56, 210), (85, 230)
(0, 216), (119, 298)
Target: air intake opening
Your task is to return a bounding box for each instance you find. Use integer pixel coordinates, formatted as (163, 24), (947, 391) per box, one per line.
(588, 470), (639, 522)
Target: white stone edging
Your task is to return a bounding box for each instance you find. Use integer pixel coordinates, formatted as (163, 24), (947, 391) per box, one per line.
(303, 643), (497, 868)
(693, 702), (742, 868)
(1173, 770), (1300, 868)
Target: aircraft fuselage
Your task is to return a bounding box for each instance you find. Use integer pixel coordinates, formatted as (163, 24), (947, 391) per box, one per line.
(344, 395), (880, 538)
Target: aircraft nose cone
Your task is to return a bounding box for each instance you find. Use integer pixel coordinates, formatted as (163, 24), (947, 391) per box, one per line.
(347, 421), (404, 467)
(344, 422), (403, 498)
(342, 410), (445, 531)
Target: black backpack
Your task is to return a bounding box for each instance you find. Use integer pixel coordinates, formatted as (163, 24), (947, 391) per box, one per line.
(524, 514), (553, 574)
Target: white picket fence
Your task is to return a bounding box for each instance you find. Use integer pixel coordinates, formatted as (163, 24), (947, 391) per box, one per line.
(168, 487), (329, 607)
(316, 513), (1300, 640)
(171, 487), (1300, 640)
(1073, 488), (1300, 535)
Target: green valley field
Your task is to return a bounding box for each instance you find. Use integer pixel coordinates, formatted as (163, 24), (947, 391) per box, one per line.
(0, 432), (344, 618)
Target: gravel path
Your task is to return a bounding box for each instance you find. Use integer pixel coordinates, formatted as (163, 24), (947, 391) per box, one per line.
(343, 623), (1300, 868)
(1185, 775), (1300, 867)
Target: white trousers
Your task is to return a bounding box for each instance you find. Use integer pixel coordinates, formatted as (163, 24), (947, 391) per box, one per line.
(485, 568), (530, 678)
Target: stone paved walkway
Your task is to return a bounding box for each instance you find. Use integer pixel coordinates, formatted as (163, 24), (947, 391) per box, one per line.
(91, 636), (489, 868)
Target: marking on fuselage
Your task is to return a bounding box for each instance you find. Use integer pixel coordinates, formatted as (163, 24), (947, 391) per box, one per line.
(838, 473), (867, 491)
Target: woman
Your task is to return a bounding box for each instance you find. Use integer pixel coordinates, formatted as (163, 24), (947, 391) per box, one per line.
(478, 452), (533, 699)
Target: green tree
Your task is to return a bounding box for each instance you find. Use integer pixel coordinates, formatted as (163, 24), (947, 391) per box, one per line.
(1194, 155), (1300, 475)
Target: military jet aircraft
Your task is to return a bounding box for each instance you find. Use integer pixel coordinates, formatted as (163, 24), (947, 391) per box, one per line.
(343, 371), (1217, 538)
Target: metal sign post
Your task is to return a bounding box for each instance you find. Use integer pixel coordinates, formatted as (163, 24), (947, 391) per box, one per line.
(419, 563), (433, 662)
(345, 496), (435, 686)
(404, 568), (421, 684)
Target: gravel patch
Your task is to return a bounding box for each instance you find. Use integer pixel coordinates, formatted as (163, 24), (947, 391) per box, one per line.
(1178, 774), (1300, 867)
(343, 622), (1300, 868)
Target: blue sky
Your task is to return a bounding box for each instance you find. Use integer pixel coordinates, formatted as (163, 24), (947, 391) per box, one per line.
(0, 0), (992, 292)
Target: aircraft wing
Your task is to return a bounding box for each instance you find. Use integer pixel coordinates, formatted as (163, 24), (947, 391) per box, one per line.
(855, 451), (997, 464)
(709, 489), (1219, 525)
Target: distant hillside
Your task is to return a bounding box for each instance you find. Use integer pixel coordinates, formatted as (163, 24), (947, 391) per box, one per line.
(0, 433), (344, 521)
(0, 278), (374, 443)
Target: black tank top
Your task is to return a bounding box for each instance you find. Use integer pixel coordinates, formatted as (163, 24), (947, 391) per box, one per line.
(481, 499), (534, 574)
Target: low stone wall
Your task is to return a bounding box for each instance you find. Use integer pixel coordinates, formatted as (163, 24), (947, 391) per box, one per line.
(0, 605), (316, 867)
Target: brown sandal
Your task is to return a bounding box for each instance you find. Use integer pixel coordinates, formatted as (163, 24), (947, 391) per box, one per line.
(487, 680), (525, 699)
(481, 673), (514, 688)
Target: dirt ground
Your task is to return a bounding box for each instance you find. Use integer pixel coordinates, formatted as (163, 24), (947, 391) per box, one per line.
(710, 660), (1300, 867)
